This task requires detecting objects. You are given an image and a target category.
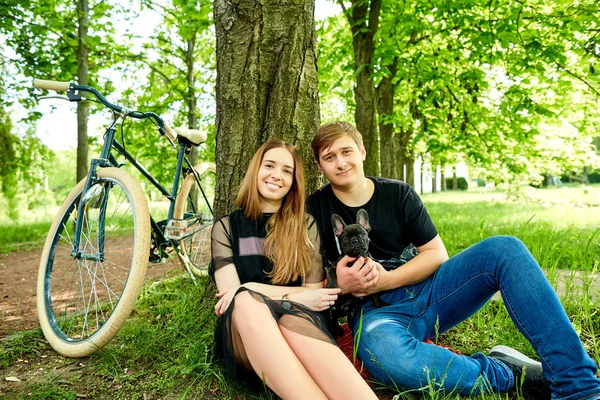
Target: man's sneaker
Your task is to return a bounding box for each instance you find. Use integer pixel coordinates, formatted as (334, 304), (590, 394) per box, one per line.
(489, 345), (551, 400)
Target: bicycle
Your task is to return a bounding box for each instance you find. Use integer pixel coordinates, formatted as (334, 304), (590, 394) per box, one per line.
(33, 79), (216, 357)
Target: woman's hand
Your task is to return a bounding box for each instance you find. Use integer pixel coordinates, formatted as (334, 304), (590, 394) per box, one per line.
(289, 288), (342, 311)
(215, 288), (238, 316)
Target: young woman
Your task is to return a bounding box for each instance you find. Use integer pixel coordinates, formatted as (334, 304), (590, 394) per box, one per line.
(210, 139), (377, 400)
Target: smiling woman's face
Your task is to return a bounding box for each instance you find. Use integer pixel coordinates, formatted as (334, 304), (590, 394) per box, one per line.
(257, 147), (295, 212)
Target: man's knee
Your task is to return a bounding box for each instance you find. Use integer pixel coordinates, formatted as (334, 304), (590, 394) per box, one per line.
(354, 315), (417, 387)
(481, 235), (526, 253)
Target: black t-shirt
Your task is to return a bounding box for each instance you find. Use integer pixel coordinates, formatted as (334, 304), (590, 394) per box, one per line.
(307, 177), (438, 266)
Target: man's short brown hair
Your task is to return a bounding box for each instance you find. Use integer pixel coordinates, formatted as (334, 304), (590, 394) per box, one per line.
(312, 121), (364, 162)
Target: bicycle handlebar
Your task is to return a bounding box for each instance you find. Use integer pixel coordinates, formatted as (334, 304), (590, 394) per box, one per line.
(33, 79), (71, 91)
(33, 78), (177, 140)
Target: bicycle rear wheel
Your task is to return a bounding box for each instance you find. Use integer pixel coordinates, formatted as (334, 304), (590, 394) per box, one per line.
(174, 162), (215, 276)
(37, 167), (150, 357)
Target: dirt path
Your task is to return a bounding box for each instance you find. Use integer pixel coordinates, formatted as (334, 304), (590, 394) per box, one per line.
(0, 247), (181, 338)
(2, 243), (598, 340)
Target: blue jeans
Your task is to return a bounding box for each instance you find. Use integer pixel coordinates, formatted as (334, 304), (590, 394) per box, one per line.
(350, 236), (600, 399)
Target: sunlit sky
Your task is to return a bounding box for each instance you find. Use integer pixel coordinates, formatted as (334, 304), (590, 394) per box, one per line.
(22, 1), (341, 151)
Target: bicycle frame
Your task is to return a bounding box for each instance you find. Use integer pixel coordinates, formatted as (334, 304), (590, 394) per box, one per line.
(69, 98), (213, 262)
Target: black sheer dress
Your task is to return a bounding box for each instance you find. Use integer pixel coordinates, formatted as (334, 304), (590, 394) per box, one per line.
(210, 210), (335, 385)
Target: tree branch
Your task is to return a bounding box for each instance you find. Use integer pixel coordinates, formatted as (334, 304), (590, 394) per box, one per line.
(555, 62), (600, 97)
(337, 0), (353, 26)
(368, 0), (381, 39)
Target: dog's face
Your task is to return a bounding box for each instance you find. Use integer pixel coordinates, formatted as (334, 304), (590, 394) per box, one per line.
(331, 209), (371, 258)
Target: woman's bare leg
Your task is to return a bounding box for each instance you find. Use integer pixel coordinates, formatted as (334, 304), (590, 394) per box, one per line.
(279, 322), (377, 400)
(231, 292), (327, 400)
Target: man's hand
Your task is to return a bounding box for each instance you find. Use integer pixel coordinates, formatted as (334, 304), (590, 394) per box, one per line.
(336, 256), (379, 295)
(353, 262), (388, 297)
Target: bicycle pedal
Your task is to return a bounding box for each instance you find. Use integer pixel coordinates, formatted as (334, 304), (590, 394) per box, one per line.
(148, 252), (162, 263)
(164, 219), (188, 240)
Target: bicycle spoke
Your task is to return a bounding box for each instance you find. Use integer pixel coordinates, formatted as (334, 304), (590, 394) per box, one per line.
(43, 176), (140, 344)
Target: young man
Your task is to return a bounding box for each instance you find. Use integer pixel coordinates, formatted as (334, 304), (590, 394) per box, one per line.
(307, 121), (600, 398)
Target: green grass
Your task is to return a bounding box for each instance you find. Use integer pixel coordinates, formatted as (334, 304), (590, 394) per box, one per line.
(7, 274), (597, 399)
(0, 221), (53, 253)
(423, 185), (600, 271)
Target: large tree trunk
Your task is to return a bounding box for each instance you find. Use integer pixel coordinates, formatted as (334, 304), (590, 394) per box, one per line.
(76, 0), (89, 182)
(452, 166), (458, 190)
(441, 166), (446, 191)
(342, 0), (381, 177)
(419, 155), (425, 194)
(431, 164), (437, 193)
(405, 153), (415, 187)
(213, 0), (321, 219)
(393, 130), (404, 181)
(396, 127), (415, 186)
(377, 57), (398, 179)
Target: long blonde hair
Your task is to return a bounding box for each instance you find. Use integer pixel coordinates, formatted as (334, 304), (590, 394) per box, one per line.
(236, 139), (313, 284)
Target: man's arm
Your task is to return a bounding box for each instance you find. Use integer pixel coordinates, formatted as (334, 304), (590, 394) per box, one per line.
(374, 234), (448, 292)
(337, 234), (448, 296)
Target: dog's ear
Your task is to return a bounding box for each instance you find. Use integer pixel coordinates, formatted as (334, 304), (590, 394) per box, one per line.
(331, 214), (346, 237)
(356, 209), (371, 232)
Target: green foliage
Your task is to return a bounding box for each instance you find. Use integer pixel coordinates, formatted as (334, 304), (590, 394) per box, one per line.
(318, 0), (600, 187)
(45, 149), (77, 200)
(114, 0), (216, 185)
(0, 0), (124, 111)
(316, 14), (355, 122)
(0, 71), (54, 221)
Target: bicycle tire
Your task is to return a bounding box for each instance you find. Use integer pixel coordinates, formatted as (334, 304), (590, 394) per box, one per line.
(37, 167), (150, 357)
(173, 162), (216, 277)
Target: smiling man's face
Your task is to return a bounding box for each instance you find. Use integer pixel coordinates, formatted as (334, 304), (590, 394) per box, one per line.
(317, 135), (366, 188)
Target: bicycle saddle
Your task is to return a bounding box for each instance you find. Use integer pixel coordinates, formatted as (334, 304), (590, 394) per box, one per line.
(174, 127), (207, 145)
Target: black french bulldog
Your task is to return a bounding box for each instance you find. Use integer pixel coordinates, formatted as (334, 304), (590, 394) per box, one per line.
(325, 209), (373, 337)
(325, 209), (371, 289)
(324, 209), (419, 337)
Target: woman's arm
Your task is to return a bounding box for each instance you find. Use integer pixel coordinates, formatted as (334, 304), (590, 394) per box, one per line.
(242, 280), (323, 300)
(215, 268), (337, 313)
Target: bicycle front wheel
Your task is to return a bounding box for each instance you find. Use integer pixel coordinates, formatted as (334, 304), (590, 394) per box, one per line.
(174, 162), (215, 276)
(37, 167), (150, 357)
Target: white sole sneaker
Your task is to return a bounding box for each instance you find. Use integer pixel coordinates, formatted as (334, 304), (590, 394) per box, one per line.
(489, 345), (542, 366)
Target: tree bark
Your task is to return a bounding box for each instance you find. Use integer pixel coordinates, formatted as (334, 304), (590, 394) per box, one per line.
(377, 57), (398, 179)
(396, 128), (415, 186)
(393, 131), (404, 181)
(431, 164), (437, 193)
(341, 0), (381, 177)
(214, 0), (321, 219)
(441, 166), (446, 191)
(405, 155), (414, 187)
(452, 166), (458, 190)
(76, 0), (89, 182)
(186, 35), (199, 166)
(419, 155), (425, 194)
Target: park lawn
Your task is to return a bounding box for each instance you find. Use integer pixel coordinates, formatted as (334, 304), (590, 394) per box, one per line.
(423, 185), (600, 272)
(1, 184), (599, 399)
(1, 273), (598, 399)
(2, 185), (599, 271)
